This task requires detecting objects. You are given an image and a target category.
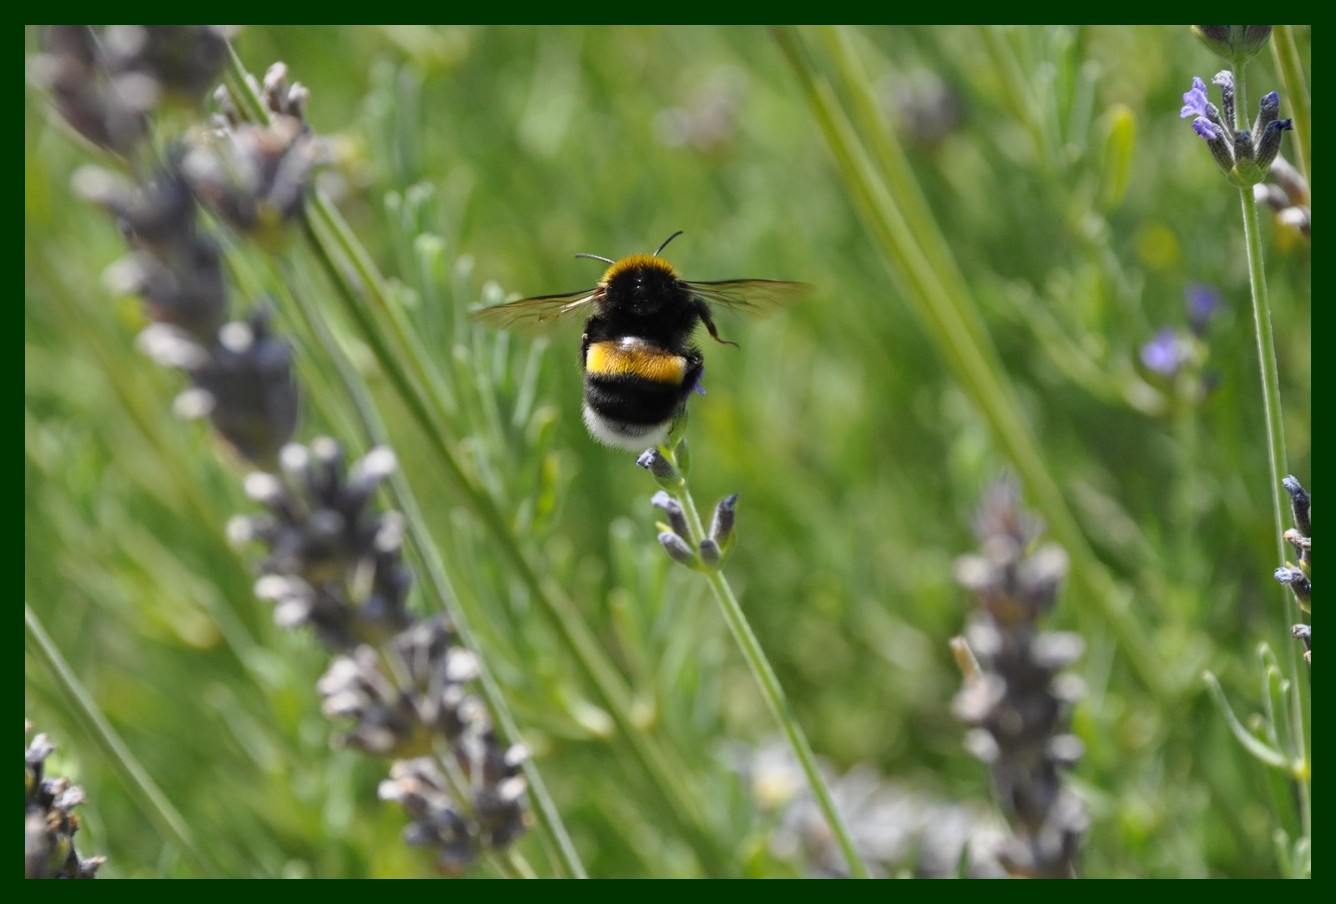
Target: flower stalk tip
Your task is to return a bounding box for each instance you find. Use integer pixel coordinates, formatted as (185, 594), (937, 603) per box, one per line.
(709, 494), (739, 554)
(636, 447), (681, 486)
(1181, 70), (1291, 187)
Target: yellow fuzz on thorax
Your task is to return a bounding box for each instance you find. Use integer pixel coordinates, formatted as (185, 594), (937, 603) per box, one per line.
(601, 254), (679, 284)
(586, 338), (687, 384)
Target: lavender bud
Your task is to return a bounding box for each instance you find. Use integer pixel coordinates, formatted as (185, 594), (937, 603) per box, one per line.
(658, 530), (698, 567)
(636, 447), (680, 484)
(709, 494), (739, 551)
(1282, 477), (1310, 535)
(1211, 71), (1236, 131)
(1274, 565), (1311, 608)
(651, 490), (692, 541)
(1291, 624), (1311, 664)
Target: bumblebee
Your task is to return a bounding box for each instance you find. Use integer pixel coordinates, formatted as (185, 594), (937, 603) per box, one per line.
(473, 232), (806, 450)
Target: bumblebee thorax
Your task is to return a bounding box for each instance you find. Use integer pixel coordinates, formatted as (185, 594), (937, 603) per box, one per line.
(599, 255), (687, 317)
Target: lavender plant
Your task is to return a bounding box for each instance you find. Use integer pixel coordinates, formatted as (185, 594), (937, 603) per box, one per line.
(234, 439), (530, 873)
(29, 26), (544, 877)
(1182, 26), (1310, 875)
(28, 25), (1311, 878)
(952, 481), (1087, 878)
(770, 24), (1308, 878)
(25, 724), (105, 879)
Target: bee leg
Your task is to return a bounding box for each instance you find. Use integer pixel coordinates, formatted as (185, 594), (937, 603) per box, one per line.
(698, 303), (739, 347)
(684, 353), (705, 396)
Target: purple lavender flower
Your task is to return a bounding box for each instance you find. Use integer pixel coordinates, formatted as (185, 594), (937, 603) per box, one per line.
(1181, 77), (1222, 140)
(1140, 328), (1185, 376)
(1185, 284), (1221, 335)
(1182, 73), (1291, 184)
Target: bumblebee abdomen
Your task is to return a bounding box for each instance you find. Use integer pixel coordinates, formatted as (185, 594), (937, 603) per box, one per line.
(581, 337), (701, 450)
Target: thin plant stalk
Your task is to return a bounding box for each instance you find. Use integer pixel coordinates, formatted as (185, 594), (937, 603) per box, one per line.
(653, 439), (871, 880)
(1231, 56), (1292, 565)
(1228, 49), (1309, 844)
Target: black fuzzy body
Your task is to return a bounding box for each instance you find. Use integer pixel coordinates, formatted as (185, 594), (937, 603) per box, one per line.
(579, 258), (710, 449)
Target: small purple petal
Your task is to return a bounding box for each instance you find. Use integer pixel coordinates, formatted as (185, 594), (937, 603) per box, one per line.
(1140, 328), (1183, 376)
(1185, 284), (1221, 332)
(1181, 77), (1210, 119)
(1192, 118), (1222, 141)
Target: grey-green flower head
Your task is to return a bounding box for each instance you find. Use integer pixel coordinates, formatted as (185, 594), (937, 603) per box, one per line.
(25, 727), (105, 879)
(31, 26), (229, 155)
(379, 747), (530, 876)
(1191, 25), (1273, 62)
(184, 117), (320, 251)
(234, 438), (413, 648)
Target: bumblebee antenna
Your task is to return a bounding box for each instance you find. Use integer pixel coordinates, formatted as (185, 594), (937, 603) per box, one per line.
(575, 252), (616, 264)
(654, 230), (685, 256)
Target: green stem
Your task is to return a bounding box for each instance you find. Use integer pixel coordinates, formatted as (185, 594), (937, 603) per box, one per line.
(656, 441), (872, 879)
(502, 850), (539, 880)
(1231, 49), (1310, 847)
(1235, 159), (1289, 573)
(26, 604), (221, 877)
(1231, 59), (1291, 625)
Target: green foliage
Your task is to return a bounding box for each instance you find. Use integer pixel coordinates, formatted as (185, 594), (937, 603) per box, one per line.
(25, 25), (1309, 877)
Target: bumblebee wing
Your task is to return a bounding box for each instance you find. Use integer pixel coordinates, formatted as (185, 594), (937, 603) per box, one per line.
(471, 287), (601, 332)
(686, 279), (809, 319)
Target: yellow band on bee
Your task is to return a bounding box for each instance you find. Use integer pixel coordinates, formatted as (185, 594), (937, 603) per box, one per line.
(586, 339), (688, 384)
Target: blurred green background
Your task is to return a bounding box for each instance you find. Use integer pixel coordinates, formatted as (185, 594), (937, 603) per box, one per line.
(26, 26), (1310, 878)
